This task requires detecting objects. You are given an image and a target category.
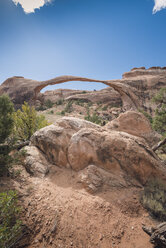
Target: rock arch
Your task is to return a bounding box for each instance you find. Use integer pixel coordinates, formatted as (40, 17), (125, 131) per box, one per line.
(35, 76), (140, 110)
(0, 75), (140, 110)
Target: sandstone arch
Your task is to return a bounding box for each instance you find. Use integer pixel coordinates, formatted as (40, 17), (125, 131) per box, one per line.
(1, 67), (166, 110)
(0, 75), (141, 110)
(35, 76), (140, 110)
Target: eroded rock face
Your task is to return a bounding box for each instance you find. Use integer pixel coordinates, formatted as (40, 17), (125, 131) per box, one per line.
(105, 111), (160, 145)
(68, 128), (161, 184)
(43, 88), (122, 105)
(77, 164), (140, 193)
(27, 117), (165, 186)
(24, 146), (49, 177)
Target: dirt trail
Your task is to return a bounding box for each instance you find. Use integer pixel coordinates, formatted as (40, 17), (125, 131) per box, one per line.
(12, 165), (156, 248)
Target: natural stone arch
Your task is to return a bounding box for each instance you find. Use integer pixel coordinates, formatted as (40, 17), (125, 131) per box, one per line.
(35, 76), (140, 111)
(0, 75), (140, 110)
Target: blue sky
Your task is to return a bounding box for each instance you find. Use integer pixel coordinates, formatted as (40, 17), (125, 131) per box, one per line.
(0, 0), (166, 91)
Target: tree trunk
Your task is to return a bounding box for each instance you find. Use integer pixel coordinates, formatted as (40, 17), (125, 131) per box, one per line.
(152, 137), (166, 152)
(142, 222), (166, 247)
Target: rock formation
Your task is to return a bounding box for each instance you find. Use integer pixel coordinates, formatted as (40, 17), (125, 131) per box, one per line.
(42, 88), (122, 105)
(105, 111), (161, 145)
(1, 67), (166, 110)
(25, 117), (165, 188)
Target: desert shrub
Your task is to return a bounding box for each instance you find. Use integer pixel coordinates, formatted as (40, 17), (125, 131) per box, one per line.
(64, 101), (73, 113)
(97, 101), (102, 106)
(152, 88), (166, 104)
(45, 99), (54, 109)
(56, 99), (64, 105)
(75, 99), (86, 106)
(102, 105), (108, 111)
(0, 95), (14, 144)
(87, 102), (92, 107)
(85, 112), (103, 125)
(152, 88), (166, 137)
(138, 109), (153, 124)
(35, 105), (47, 111)
(0, 95), (14, 175)
(60, 110), (66, 116)
(152, 104), (166, 137)
(13, 102), (49, 141)
(0, 153), (13, 176)
(141, 178), (166, 221)
(0, 190), (22, 248)
(109, 102), (122, 108)
(47, 110), (54, 114)
(56, 112), (61, 115)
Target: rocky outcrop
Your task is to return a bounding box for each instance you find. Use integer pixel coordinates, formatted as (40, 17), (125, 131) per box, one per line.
(42, 88), (122, 105)
(24, 146), (49, 177)
(1, 67), (166, 110)
(122, 67), (166, 112)
(67, 128), (161, 184)
(25, 117), (165, 187)
(30, 117), (100, 169)
(105, 111), (161, 145)
(42, 89), (88, 103)
(65, 88), (122, 105)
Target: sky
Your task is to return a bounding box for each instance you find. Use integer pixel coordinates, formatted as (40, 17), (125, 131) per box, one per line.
(0, 0), (166, 91)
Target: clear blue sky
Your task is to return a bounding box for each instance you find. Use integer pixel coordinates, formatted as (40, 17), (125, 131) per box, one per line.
(0, 0), (166, 91)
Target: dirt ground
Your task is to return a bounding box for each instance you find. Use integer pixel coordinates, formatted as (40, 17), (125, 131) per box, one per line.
(1, 163), (159, 248)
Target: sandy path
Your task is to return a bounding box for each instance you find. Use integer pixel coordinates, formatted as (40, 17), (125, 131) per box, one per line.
(17, 166), (156, 248)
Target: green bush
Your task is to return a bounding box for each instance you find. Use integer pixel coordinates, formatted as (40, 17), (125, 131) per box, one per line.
(141, 178), (166, 221)
(81, 91), (87, 94)
(0, 95), (14, 176)
(45, 99), (54, 109)
(35, 105), (47, 111)
(0, 95), (14, 143)
(13, 102), (49, 141)
(102, 105), (108, 111)
(64, 101), (73, 113)
(152, 88), (166, 137)
(85, 112), (103, 125)
(87, 102), (92, 107)
(0, 153), (12, 176)
(138, 109), (153, 124)
(36, 100), (54, 111)
(56, 99), (64, 105)
(75, 99), (86, 106)
(0, 191), (22, 248)
(47, 110), (54, 115)
(152, 104), (166, 137)
(60, 110), (66, 116)
(152, 88), (166, 104)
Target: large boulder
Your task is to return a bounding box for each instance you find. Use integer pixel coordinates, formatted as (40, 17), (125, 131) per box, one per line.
(105, 111), (160, 145)
(30, 117), (100, 168)
(68, 128), (162, 184)
(27, 117), (165, 185)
